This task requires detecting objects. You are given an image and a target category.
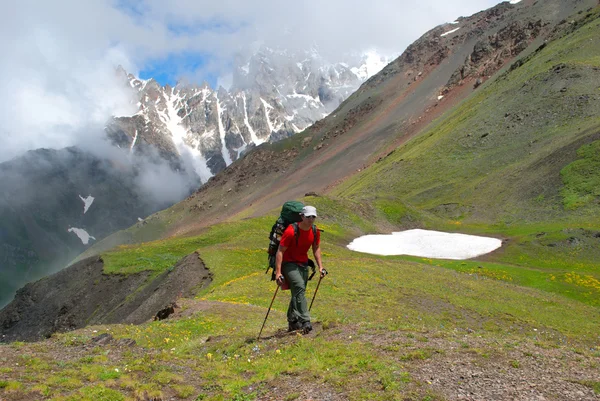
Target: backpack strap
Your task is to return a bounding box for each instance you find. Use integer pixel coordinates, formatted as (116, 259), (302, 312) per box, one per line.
(292, 223), (319, 248)
(293, 223), (299, 247)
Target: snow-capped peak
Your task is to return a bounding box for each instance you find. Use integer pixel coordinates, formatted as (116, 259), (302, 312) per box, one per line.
(113, 47), (392, 181)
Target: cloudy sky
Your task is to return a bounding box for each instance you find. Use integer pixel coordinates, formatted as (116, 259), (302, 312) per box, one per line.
(1, 0), (502, 162)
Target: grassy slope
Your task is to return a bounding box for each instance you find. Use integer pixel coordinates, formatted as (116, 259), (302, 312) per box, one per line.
(1, 196), (598, 400)
(2, 8), (600, 401)
(331, 11), (600, 306)
(335, 14), (600, 222)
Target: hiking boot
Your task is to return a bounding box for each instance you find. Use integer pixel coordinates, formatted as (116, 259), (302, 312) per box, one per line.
(287, 320), (302, 332)
(301, 321), (312, 334)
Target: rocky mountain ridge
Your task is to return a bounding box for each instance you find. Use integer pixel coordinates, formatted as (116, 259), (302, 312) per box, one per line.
(107, 48), (390, 181)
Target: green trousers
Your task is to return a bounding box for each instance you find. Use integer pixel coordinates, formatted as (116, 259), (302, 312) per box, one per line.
(282, 262), (310, 324)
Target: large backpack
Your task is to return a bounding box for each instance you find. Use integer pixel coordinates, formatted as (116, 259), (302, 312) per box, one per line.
(267, 201), (318, 280)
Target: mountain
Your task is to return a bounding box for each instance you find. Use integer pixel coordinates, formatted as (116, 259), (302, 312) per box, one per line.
(0, 147), (199, 308)
(0, 49), (388, 308)
(108, 48), (390, 180)
(95, 0), (599, 238)
(1, 1), (600, 400)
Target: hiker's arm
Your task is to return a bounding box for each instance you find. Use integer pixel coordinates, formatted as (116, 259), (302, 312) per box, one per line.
(312, 243), (325, 276)
(275, 245), (287, 284)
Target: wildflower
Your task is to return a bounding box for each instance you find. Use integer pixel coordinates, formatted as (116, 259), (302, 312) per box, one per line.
(206, 353), (213, 361)
(276, 349), (281, 355)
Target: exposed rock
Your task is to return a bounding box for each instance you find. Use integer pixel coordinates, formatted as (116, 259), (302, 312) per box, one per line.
(0, 253), (211, 342)
(153, 302), (178, 321)
(447, 19), (545, 89)
(91, 333), (113, 345)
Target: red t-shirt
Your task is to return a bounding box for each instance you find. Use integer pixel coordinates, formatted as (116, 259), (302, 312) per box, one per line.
(280, 224), (320, 264)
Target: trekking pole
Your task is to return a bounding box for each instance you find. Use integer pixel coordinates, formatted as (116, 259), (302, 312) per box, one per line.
(309, 269), (327, 311)
(257, 284), (280, 340)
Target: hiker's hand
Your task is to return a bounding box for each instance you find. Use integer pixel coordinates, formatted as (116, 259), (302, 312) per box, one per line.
(276, 275), (285, 286)
(320, 268), (328, 278)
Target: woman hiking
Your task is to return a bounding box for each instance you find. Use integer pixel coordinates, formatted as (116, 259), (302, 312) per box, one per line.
(275, 205), (326, 333)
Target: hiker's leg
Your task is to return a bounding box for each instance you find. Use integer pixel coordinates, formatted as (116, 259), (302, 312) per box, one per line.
(282, 262), (298, 323)
(282, 263), (310, 324)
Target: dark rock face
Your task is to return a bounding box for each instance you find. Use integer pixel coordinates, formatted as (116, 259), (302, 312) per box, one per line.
(0, 253), (211, 342)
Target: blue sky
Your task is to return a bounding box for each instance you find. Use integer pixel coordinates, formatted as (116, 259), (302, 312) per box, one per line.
(115, 0), (245, 87)
(139, 52), (220, 87)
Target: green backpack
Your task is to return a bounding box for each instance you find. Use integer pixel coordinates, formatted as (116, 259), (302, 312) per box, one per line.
(266, 201), (318, 280)
(267, 201), (304, 260)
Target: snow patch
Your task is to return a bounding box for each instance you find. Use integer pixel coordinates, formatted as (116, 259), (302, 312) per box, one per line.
(287, 92), (321, 104)
(242, 93), (264, 145)
(441, 27), (461, 37)
(130, 130), (138, 153)
(510, 0), (522, 3)
(216, 94), (233, 166)
(260, 97), (275, 134)
(347, 229), (502, 260)
(78, 195), (95, 214)
(164, 87), (212, 182)
(438, 95), (444, 100)
(68, 227), (96, 245)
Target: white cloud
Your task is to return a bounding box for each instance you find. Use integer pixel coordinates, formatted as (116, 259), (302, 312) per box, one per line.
(1, 0), (502, 162)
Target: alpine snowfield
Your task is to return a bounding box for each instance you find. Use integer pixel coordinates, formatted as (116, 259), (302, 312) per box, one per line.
(347, 230), (503, 260)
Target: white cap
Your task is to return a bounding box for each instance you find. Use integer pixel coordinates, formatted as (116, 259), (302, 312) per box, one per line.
(302, 205), (317, 217)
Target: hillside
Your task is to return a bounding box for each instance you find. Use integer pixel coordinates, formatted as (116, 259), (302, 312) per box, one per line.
(1, 1), (600, 400)
(79, 0), (599, 248)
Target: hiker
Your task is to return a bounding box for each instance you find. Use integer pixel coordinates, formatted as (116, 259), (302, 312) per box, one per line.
(275, 205), (326, 333)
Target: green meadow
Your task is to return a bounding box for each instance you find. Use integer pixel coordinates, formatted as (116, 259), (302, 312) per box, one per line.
(2, 195), (597, 400)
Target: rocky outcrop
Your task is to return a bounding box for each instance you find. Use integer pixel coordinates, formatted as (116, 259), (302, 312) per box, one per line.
(447, 19), (545, 89)
(0, 253), (211, 342)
